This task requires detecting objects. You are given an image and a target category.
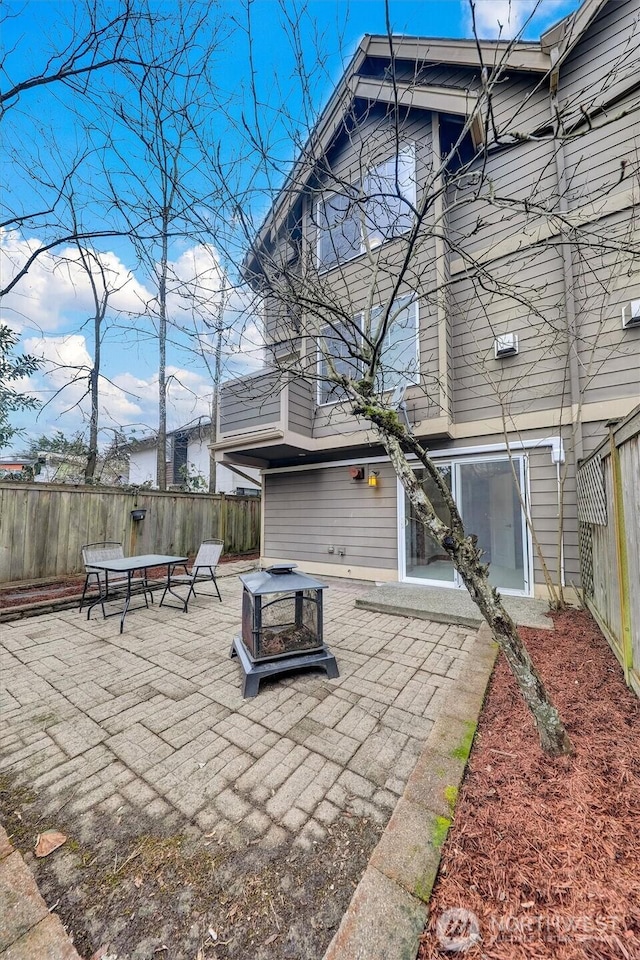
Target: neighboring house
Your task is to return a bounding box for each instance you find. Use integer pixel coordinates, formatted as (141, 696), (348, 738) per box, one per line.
(0, 457), (34, 481)
(214, 0), (640, 598)
(128, 420), (261, 495)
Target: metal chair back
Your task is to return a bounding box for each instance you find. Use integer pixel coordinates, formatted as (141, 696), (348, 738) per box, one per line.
(82, 542), (124, 567)
(193, 539), (224, 571)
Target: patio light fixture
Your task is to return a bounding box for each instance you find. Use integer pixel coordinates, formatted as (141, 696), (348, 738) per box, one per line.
(130, 508), (147, 521)
(368, 470), (380, 488)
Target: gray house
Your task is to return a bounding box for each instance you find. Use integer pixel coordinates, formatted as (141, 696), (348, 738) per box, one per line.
(214, 0), (640, 600)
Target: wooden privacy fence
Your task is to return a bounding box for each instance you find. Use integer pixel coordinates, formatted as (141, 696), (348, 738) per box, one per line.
(577, 404), (640, 698)
(0, 483), (260, 584)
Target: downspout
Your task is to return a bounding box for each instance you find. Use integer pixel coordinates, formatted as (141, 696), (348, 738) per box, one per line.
(432, 113), (451, 422)
(550, 48), (581, 600)
(550, 48), (584, 462)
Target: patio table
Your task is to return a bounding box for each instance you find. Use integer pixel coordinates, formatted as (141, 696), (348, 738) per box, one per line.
(85, 554), (188, 633)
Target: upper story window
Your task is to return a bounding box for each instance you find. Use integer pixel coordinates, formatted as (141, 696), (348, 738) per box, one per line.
(317, 318), (362, 405)
(316, 144), (416, 271)
(317, 297), (419, 405)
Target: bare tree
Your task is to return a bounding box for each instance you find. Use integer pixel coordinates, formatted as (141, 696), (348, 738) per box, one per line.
(96, 0), (227, 490)
(210, 0), (640, 754)
(0, 0), (155, 297)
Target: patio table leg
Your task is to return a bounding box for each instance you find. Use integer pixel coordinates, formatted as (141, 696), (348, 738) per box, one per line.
(86, 571), (108, 621)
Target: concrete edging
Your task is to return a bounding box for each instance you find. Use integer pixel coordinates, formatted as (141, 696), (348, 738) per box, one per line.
(322, 623), (499, 960)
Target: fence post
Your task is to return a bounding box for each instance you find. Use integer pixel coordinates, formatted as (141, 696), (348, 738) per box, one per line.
(609, 423), (633, 684)
(219, 493), (227, 548)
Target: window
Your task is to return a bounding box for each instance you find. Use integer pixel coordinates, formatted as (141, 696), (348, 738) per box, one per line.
(316, 144), (416, 271)
(317, 297), (419, 405)
(317, 318), (362, 405)
(371, 297), (419, 392)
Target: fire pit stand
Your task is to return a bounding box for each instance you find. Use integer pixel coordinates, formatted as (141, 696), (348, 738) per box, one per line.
(231, 563), (339, 698)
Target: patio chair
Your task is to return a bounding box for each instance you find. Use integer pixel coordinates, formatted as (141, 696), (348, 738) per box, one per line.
(159, 539), (223, 611)
(79, 541), (153, 614)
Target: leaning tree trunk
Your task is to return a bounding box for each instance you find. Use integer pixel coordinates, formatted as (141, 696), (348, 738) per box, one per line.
(357, 399), (572, 756)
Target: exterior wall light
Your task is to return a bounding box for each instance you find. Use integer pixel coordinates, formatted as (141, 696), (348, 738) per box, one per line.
(131, 508), (147, 521)
(368, 470), (380, 488)
(349, 466), (365, 481)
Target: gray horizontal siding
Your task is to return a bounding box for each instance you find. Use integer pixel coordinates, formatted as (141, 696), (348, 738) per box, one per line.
(570, 207), (640, 408)
(263, 427), (580, 591)
(446, 138), (558, 256)
(563, 104), (639, 207)
(559, 1), (640, 119)
(450, 245), (568, 422)
(487, 75), (549, 138)
(288, 377), (314, 436)
(264, 463), (399, 570)
(220, 371), (283, 434)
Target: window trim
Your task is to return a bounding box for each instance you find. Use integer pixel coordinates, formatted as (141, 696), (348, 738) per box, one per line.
(316, 298), (420, 407)
(316, 317), (363, 407)
(315, 143), (416, 273)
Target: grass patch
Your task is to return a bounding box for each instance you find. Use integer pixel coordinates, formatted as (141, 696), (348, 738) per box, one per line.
(450, 721), (477, 761)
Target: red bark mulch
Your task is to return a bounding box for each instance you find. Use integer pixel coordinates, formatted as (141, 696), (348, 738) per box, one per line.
(0, 552), (259, 609)
(418, 609), (640, 960)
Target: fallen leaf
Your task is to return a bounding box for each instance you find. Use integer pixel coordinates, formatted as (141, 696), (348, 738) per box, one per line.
(134, 876), (143, 889)
(208, 927), (218, 941)
(521, 901), (535, 908)
(35, 830), (67, 858)
(264, 933), (279, 945)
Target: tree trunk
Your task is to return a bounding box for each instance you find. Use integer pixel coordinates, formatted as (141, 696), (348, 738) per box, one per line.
(85, 366), (99, 483)
(208, 314), (223, 494)
(157, 210), (169, 492)
(359, 400), (572, 756)
(85, 308), (101, 483)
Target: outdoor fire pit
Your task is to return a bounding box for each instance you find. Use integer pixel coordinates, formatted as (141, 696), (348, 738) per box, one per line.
(231, 563), (339, 697)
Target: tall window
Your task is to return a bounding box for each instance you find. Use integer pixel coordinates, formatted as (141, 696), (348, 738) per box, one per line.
(316, 144), (416, 271)
(317, 319), (362, 405)
(317, 297), (419, 405)
(371, 297), (419, 392)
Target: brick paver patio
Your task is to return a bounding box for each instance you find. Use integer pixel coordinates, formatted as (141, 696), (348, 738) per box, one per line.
(0, 564), (481, 957)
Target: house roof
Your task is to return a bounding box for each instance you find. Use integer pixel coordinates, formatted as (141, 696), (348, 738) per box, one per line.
(128, 419), (212, 452)
(243, 0), (601, 279)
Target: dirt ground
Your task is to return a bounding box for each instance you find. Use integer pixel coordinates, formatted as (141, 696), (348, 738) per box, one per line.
(0, 776), (381, 959)
(418, 609), (640, 960)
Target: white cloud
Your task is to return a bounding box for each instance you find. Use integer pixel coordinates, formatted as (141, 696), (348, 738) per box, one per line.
(0, 230), (152, 333)
(467, 0), (567, 40)
(5, 236), (265, 443)
(23, 333), (144, 427)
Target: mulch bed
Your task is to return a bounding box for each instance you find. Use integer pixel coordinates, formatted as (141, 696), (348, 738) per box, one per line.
(418, 609), (640, 960)
(0, 553), (258, 610)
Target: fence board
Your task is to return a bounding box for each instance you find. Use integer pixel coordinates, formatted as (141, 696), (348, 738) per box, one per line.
(619, 435), (640, 694)
(578, 405), (640, 698)
(0, 484), (260, 584)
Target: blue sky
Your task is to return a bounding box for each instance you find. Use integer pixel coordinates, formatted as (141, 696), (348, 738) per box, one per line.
(1, 0), (580, 453)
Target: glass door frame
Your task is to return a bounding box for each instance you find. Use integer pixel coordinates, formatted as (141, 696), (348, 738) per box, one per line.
(397, 453), (533, 597)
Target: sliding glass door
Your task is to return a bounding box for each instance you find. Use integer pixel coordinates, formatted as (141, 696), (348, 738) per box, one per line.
(405, 465), (456, 582)
(402, 456), (530, 595)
